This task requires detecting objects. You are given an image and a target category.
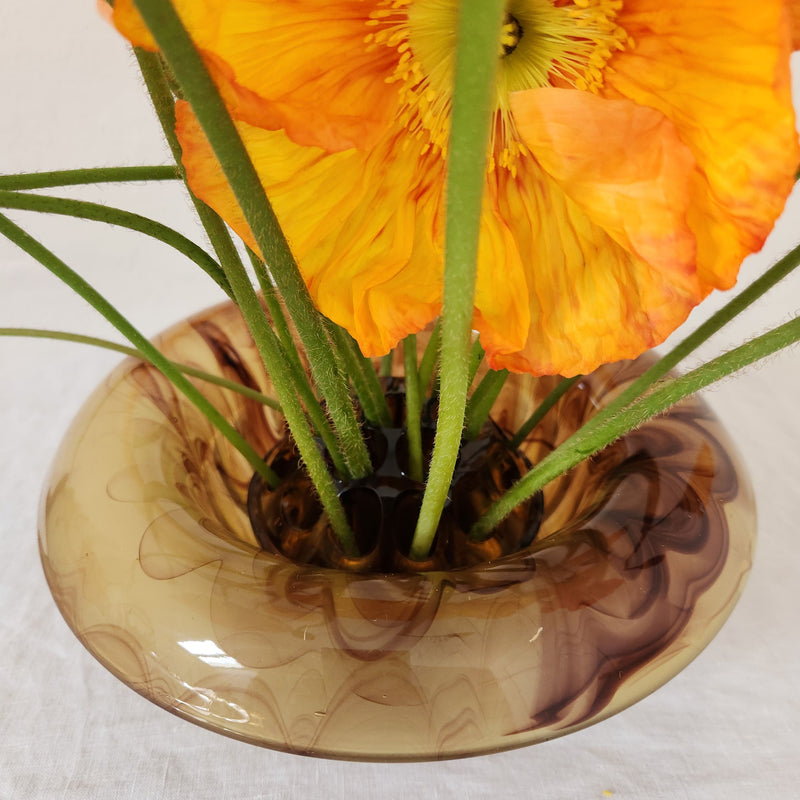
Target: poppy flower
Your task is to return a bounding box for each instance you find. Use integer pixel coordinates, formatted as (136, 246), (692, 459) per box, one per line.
(113, 0), (799, 376)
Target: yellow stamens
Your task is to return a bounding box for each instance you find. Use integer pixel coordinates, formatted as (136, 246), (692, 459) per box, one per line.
(367, 0), (632, 169)
(500, 12), (524, 57)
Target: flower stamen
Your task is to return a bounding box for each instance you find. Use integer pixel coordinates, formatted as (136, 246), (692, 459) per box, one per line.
(366, 0), (633, 169)
(500, 12), (524, 57)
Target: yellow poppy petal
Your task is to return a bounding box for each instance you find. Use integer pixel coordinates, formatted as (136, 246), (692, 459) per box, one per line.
(116, 0), (798, 378)
(511, 88), (698, 285)
(606, 0), (799, 289)
(471, 193), (531, 358)
(176, 102), (441, 355)
(474, 88), (703, 376)
(112, 1), (156, 50)
(113, 0), (398, 153)
(483, 158), (704, 377)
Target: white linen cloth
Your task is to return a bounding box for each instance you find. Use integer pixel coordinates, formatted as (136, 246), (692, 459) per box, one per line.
(1, 4), (799, 798)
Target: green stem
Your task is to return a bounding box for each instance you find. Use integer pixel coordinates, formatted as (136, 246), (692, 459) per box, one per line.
(464, 368), (509, 440)
(132, 0), (371, 481)
(136, 51), (356, 530)
(134, 45), (264, 333)
(247, 251), (299, 359)
(248, 250), (350, 477)
(213, 235), (359, 554)
(137, 39), (344, 484)
(135, 49), (186, 165)
(130, 49), (358, 548)
(165, 201), (350, 513)
(471, 314), (800, 540)
(134, 46), (240, 263)
(418, 319), (441, 394)
(0, 189), (232, 298)
(0, 212), (279, 487)
(328, 323), (392, 428)
(403, 335), (424, 482)
(0, 166), (178, 191)
(0, 328), (281, 410)
(410, 0), (505, 560)
(379, 352), (394, 378)
(509, 375), (582, 450)
(467, 338), (485, 387)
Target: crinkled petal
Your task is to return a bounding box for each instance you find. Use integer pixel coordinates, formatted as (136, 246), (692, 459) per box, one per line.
(605, 0), (799, 288)
(475, 89), (703, 376)
(472, 197), (531, 358)
(176, 102), (441, 355)
(511, 88), (698, 284)
(479, 151), (705, 377)
(113, 0), (398, 152)
(114, 0), (799, 379)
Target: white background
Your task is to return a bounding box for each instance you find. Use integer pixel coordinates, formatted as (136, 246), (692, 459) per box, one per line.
(1, 3), (799, 798)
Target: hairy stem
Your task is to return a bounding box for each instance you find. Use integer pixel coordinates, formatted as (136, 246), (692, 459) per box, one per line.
(327, 323), (392, 428)
(410, 0), (506, 560)
(132, 0), (371, 481)
(0, 212), (278, 486)
(467, 338), (485, 387)
(509, 375), (582, 450)
(0, 166), (178, 191)
(0, 189), (232, 298)
(471, 314), (800, 540)
(136, 47), (350, 476)
(134, 42), (356, 542)
(379, 352), (394, 378)
(248, 251), (350, 477)
(134, 47), (246, 275)
(403, 335), (424, 482)
(464, 368), (509, 440)
(0, 327), (281, 410)
(418, 319), (441, 394)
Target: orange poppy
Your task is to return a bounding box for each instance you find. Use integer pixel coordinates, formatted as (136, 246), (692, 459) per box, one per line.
(114, 0), (799, 376)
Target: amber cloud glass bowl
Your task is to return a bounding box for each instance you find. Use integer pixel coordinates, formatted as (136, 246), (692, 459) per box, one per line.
(38, 301), (755, 761)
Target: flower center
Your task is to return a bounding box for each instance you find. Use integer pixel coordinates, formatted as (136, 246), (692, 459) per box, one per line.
(365, 0), (632, 170)
(500, 12), (524, 57)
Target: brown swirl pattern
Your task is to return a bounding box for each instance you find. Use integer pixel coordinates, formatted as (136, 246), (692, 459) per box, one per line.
(38, 301), (755, 760)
